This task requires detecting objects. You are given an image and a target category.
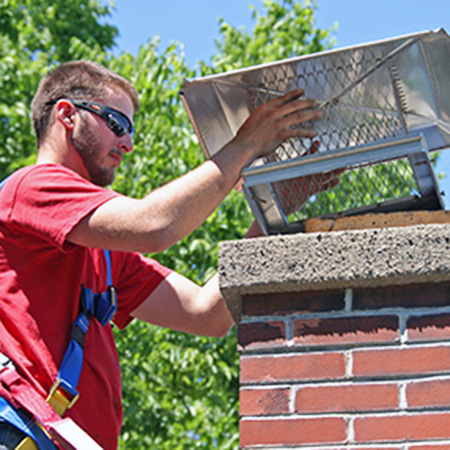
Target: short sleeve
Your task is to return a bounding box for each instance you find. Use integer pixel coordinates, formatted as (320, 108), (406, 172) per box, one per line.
(111, 251), (172, 329)
(3, 165), (119, 250)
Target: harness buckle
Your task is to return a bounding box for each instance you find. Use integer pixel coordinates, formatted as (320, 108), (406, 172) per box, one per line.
(95, 286), (117, 326)
(47, 378), (79, 417)
(15, 436), (39, 450)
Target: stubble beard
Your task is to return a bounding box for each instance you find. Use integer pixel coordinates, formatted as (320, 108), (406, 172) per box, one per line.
(70, 122), (115, 187)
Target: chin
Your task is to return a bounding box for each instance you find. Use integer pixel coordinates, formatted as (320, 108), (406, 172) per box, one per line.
(90, 169), (115, 187)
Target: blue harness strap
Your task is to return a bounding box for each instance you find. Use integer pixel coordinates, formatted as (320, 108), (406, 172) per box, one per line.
(0, 174), (117, 447)
(53, 250), (117, 401)
(48, 249), (117, 415)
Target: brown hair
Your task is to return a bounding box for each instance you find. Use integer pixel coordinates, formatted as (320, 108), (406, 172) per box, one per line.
(31, 60), (140, 144)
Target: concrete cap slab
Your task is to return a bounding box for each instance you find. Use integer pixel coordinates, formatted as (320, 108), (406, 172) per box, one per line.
(218, 223), (450, 322)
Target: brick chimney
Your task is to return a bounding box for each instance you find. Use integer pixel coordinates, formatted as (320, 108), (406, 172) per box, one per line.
(219, 213), (450, 449)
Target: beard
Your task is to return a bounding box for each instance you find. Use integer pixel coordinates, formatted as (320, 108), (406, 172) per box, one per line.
(70, 121), (116, 187)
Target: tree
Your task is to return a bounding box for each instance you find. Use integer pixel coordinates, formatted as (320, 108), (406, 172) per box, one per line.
(0, 0), (117, 175)
(210, 0), (332, 72)
(113, 1), (333, 448)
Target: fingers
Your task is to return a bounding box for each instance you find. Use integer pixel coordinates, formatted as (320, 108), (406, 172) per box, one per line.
(269, 89), (320, 120)
(272, 166), (343, 216)
(280, 96), (318, 116)
(277, 116), (321, 140)
(234, 177), (244, 192)
(273, 88), (306, 106)
(283, 109), (322, 132)
(273, 91), (322, 140)
(233, 89), (322, 160)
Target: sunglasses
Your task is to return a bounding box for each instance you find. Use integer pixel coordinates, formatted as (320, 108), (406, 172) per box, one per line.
(50, 98), (134, 137)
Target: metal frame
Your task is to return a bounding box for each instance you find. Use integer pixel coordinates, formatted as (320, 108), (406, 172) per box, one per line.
(243, 134), (443, 234)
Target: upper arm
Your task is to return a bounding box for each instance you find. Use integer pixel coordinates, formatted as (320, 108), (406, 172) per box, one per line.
(66, 195), (172, 254)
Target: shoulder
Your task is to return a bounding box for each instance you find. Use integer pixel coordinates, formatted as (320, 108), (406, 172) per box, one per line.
(4, 164), (119, 202)
(11, 164), (97, 189)
(2, 164), (93, 196)
(1, 164), (120, 240)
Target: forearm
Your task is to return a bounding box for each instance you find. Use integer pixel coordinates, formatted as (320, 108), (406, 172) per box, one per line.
(67, 137), (252, 253)
(137, 139), (254, 250)
(132, 272), (234, 337)
(195, 273), (234, 337)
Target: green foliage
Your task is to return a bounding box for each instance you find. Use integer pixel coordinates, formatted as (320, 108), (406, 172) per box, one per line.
(0, 0), (117, 176)
(1, 0), (116, 60)
(112, 2), (333, 448)
(209, 0), (333, 73)
(118, 323), (239, 449)
(0, 1), (333, 448)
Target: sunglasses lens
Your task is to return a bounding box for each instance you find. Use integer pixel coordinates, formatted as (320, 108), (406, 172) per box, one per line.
(107, 111), (133, 137)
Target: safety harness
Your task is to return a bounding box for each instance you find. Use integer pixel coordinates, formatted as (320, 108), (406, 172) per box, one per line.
(47, 252), (117, 418)
(0, 176), (117, 449)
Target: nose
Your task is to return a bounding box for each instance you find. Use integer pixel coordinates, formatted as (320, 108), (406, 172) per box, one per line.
(119, 133), (133, 153)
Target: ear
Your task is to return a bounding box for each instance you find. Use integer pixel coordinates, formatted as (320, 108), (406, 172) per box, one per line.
(54, 99), (77, 130)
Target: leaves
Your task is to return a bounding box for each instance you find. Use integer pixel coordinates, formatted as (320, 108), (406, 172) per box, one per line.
(211, 0), (333, 72)
(117, 323), (240, 449)
(0, 0), (117, 178)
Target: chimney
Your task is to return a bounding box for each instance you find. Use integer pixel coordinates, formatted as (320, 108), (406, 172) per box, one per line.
(219, 213), (450, 448)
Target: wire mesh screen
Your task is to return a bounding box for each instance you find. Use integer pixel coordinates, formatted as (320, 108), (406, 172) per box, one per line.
(246, 43), (405, 160)
(273, 157), (419, 222)
(180, 29), (450, 234)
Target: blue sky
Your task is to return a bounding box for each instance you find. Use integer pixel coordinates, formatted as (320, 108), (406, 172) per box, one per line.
(107, 0), (450, 206)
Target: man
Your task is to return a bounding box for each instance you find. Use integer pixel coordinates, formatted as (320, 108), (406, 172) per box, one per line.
(0, 60), (321, 449)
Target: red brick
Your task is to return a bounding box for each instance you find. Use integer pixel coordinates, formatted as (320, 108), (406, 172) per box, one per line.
(238, 321), (286, 350)
(303, 448), (402, 450)
(354, 413), (450, 442)
(292, 315), (399, 346)
(240, 388), (290, 416)
(240, 352), (346, 383)
(409, 446), (450, 450)
(240, 417), (346, 447)
(353, 282), (450, 310)
(408, 314), (450, 342)
(353, 346), (450, 378)
(407, 379), (450, 408)
(295, 383), (399, 413)
(242, 290), (345, 316)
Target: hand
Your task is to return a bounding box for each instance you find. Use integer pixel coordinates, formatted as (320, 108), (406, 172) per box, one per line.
(272, 140), (342, 216)
(232, 89), (322, 162)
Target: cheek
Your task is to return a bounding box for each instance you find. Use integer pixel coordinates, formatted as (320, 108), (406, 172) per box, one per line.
(82, 123), (112, 150)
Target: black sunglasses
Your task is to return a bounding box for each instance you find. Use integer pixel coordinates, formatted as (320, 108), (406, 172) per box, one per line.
(49, 98), (134, 137)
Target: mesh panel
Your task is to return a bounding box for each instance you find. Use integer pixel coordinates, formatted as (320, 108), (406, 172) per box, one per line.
(246, 43), (414, 219)
(272, 157), (419, 221)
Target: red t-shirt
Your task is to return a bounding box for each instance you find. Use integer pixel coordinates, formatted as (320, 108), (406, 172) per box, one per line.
(0, 164), (171, 449)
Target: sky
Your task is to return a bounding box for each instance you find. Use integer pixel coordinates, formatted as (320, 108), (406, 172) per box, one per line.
(107, 0), (450, 206)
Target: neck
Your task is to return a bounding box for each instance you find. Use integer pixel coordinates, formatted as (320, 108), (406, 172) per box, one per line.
(36, 127), (89, 181)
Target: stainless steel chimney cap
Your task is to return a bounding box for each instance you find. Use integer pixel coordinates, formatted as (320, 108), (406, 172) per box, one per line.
(180, 29), (450, 234)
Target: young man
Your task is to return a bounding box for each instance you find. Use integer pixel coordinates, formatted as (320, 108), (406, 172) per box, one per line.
(0, 61), (321, 449)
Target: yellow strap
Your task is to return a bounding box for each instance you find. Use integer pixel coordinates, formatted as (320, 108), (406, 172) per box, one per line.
(15, 436), (38, 450)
